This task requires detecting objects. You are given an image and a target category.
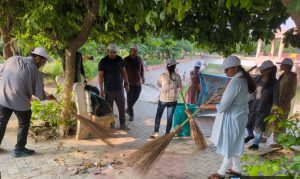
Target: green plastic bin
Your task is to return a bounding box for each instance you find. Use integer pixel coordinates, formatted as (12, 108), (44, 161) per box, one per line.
(173, 103), (198, 137)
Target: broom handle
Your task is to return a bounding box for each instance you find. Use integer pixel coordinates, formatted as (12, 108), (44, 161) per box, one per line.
(177, 65), (257, 128)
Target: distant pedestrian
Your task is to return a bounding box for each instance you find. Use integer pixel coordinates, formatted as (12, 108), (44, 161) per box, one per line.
(184, 61), (203, 104)
(0, 47), (55, 157)
(245, 60), (279, 150)
(124, 44), (145, 121)
(151, 58), (182, 138)
(98, 43), (130, 130)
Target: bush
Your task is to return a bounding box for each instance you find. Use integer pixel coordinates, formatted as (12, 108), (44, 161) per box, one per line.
(242, 108), (300, 177)
(83, 60), (98, 80)
(42, 60), (63, 78)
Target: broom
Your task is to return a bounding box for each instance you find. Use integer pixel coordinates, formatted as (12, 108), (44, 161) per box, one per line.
(129, 65), (257, 174)
(44, 91), (113, 146)
(180, 91), (207, 150)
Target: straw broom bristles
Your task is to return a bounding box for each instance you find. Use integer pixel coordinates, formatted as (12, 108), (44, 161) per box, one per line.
(45, 92), (113, 146)
(128, 128), (179, 174)
(189, 118), (207, 150)
(181, 92), (207, 150)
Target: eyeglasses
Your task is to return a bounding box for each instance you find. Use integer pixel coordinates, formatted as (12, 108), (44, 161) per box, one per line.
(109, 51), (116, 54)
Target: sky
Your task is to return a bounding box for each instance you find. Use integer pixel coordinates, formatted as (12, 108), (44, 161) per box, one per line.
(280, 17), (296, 30)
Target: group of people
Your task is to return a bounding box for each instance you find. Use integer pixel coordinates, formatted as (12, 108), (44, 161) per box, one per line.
(98, 43), (145, 129)
(199, 56), (297, 179)
(0, 44), (297, 179)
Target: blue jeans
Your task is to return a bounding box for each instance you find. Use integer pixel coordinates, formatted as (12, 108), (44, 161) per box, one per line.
(247, 127), (263, 145)
(154, 101), (177, 133)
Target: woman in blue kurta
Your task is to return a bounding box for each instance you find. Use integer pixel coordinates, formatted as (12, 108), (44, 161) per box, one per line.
(200, 56), (256, 178)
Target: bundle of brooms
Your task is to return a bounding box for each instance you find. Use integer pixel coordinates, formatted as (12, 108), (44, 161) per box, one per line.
(128, 94), (215, 174)
(45, 92), (113, 146)
(128, 65), (257, 174)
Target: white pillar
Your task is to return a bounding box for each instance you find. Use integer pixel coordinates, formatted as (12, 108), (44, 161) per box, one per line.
(256, 39), (263, 63)
(270, 39), (275, 59)
(277, 37), (284, 61)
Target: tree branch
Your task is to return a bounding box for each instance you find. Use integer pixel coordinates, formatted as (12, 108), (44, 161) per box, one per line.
(68, 0), (99, 49)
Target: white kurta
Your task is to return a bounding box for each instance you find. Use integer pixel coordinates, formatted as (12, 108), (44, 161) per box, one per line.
(211, 72), (249, 158)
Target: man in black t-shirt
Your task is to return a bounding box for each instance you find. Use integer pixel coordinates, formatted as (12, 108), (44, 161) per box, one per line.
(98, 43), (130, 130)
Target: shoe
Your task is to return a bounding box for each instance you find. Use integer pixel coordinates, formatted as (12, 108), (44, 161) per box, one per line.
(248, 144), (259, 150)
(13, 148), (35, 158)
(244, 135), (254, 143)
(226, 169), (242, 176)
(119, 124), (130, 130)
(150, 132), (160, 139)
(208, 173), (225, 179)
(128, 115), (134, 121)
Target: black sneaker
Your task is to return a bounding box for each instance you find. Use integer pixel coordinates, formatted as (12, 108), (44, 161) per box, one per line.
(248, 144), (259, 150)
(244, 136), (254, 143)
(119, 124), (130, 131)
(128, 115), (134, 121)
(13, 148), (35, 158)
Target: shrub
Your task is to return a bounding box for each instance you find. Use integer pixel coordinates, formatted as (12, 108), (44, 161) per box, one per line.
(42, 60), (63, 78)
(242, 108), (300, 177)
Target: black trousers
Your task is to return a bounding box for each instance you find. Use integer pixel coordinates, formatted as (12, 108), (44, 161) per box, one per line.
(126, 85), (142, 117)
(105, 90), (126, 125)
(0, 105), (32, 150)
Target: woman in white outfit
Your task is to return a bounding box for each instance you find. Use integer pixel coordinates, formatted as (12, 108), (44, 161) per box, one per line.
(200, 56), (256, 178)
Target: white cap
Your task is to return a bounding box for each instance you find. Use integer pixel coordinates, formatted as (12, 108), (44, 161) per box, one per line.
(277, 58), (294, 66)
(222, 56), (241, 69)
(167, 58), (179, 66)
(130, 44), (138, 50)
(258, 60), (274, 71)
(195, 60), (203, 67)
(107, 43), (117, 51)
(31, 47), (49, 60)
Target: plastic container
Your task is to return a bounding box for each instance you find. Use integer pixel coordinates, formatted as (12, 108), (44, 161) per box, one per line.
(173, 103), (198, 136)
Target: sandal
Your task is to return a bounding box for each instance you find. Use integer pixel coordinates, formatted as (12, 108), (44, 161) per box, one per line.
(226, 169), (242, 176)
(208, 173), (225, 179)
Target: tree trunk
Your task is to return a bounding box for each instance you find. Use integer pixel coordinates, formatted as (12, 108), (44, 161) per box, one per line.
(0, 26), (14, 59)
(61, 48), (76, 137)
(61, 0), (99, 137)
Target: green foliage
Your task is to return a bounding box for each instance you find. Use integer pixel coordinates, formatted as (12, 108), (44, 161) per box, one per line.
(242, 109), (300, 177)
(284, 28), (300, 50)
(166, 0), (288, 56)
(41, 60), (63, 79)
(31, 85), (77, 127)
(31, 100), (63, 127)
(83, 60), (98, 80)
(286, 0), (300, 15)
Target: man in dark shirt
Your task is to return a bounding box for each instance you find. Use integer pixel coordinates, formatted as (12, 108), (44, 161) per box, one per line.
(124, 44), (145, 121)
(98, 43), (130, 130)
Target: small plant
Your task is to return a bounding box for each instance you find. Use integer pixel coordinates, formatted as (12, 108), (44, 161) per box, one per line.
(242, 108), (300, 177)
(31, 85), (77, 128)
(31, 100), (63, 127)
